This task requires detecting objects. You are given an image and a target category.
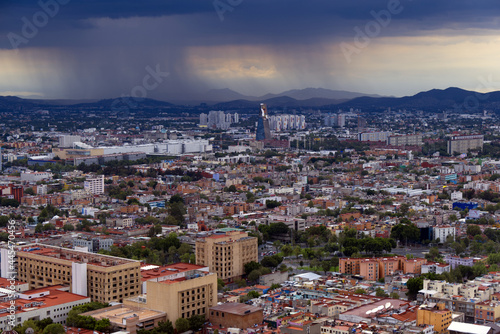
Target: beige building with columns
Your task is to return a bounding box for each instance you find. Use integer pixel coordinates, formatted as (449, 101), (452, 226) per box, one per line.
(195, 230), (258, 281)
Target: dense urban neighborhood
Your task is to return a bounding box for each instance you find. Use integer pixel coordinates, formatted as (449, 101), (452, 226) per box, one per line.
(0, 101), (499, 334)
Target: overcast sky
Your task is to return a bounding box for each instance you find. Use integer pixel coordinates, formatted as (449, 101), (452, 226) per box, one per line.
(1, 0), (500, 100)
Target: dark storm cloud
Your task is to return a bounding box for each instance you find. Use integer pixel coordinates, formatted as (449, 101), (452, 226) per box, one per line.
(2, 0), (500, 49)
(2, 0), (500, 99)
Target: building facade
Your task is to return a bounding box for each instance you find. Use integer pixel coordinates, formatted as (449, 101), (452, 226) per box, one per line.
(447, 135), (484, 155)
(125, 269), (217, 322)
(84, 175), (105, 195)
(13, 245), (141, 303)
(387, 134), (423, 146)
(196, 230), (258, 281)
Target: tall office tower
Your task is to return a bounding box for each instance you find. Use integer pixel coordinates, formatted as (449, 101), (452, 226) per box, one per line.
(200, 113), (208, 126)
(256, 103), (272, 141)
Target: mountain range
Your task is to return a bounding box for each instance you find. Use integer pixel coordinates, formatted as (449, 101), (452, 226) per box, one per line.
(0, 87), (499, 112)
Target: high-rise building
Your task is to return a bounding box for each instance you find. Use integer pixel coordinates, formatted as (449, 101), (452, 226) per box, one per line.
(196, 230), (258, 281)
(9, 244), (142, 303)
(256, 103), (272, 141)
(199, 113), (208, 126)
(323, 114), (345, 127)
(59, 135), (82, 148)
(84, 174), (105, 194)
(204, 110), (239, 130)
(269, 114), (306, 131)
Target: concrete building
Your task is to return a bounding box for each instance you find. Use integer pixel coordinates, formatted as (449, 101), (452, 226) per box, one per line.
(417, 303), (452, 334)
(475, 300), (500, 324)
(0, 285), (90, 328)
(73, 237), (114, 253)
(434, 225), (455, 242)
(13, 244), (141, 303)
(387, 134), (423, 146)
(358, 132), (392, 142)
(81, 304), (166, 334)
(444, 255), (474, 269)
(20, 171), (53, 183)
(59, 135), (82, 148)
(84, 175), (104, 195)
(447, 135), (484, 155)
(339, 256), (427, 280)
(450, 191), (463, 201)
(421, 262), (451, 275)
(270, 115), (306, 131)
(125, 264), (217, 322)
(209, 303), (263, 329)
(196, 230), (258, 281)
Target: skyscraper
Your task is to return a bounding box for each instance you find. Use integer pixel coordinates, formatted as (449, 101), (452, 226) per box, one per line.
(256, 103), (272, 141)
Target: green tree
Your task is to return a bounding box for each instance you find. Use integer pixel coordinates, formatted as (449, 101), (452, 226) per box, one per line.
(281, 244), (293, 257)
(406, 277), (423, 300)
(247, 290), (260, 298)
(375, 288), (388, 297)
(175, 318), (190, 333)
(42, 324), (65, 334)
(63, 224), (75, 231)
(244, 261), (261, 275)
(217, 278), (225, 291)
(94, 319), (111, 333)
(14, 319), (40, 334)
(390, 222), (420, 244)
(467, 224), (482, 237)
(188, 315), (205, 331)
(390, 292), (400, 299)
(157, 320), (174, 334)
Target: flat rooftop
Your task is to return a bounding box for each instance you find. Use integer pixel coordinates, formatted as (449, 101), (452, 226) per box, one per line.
(141, 262), (209, 282)
(210, 302), (263, 315)
(18, 244), (139, 267)
(82, 305), (165, 324)
(0, 285), (90, 315)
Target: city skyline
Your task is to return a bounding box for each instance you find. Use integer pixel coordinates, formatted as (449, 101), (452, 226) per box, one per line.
(1, 1), (500, 100)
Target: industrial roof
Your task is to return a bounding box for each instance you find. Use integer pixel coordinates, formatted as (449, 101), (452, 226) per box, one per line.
(447, 321), (491, 334)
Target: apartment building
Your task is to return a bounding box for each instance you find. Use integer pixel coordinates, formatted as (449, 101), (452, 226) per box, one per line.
(417, 303), (452, 334)
(434, 226), (455, 242)
(73, 237), (114, 253)
(475, 300), (500, 324)
(339, 256), (426, 280)
(11, 244), (141, 303)
(447, 134), (484, 155)
(387, 134), (423, 146)
(125, 265), (217, 322)
(196, 230), (258, 281)
(84, 174), (105, 195)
